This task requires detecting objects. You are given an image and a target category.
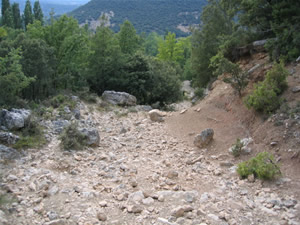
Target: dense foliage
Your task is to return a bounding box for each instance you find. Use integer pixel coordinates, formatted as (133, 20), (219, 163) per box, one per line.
(0, 1), (183, 107)
(189, 0), (300, 87)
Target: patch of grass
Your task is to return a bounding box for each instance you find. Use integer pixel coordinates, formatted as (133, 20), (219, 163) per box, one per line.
(114, 110), (128, 118)
(237, 152), (281, 180)
(128, 107), (138, 113)
(13, 119), (47, 150)
(59, 122), (86, 150)
(231, 138), (244, 157)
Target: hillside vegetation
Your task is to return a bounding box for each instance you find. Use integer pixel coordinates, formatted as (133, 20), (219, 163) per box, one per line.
(0, 0), (299, 112)
(69, 0), (207, 36)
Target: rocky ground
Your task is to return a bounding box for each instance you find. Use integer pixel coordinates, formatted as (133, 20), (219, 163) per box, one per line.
(0, 100), (299, 225)
(0, 54), (300, 225)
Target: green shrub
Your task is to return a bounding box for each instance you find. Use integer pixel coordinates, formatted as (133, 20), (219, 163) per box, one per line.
(59, 122), (86, 150)
(237, 152), (281, 180)
(245, 62), (288, 114)
(194, 87), (205, 99)
(245, 81), (281, 114)
(231, 138), (244, 157)
(210, 52), (248, 97)
(50, 94), (77, 110)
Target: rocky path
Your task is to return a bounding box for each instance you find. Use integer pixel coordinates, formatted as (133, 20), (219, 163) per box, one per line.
(0, 105), (299, 225)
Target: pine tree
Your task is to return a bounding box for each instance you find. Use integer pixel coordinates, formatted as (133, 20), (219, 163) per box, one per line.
(118, 20), (139, 54)
(2, 8), (14, 28)
(24, 0), (33, 29)
(12, 3), (22, 29)
(33, 0), (44, 25)
(1, 0), (10, 19)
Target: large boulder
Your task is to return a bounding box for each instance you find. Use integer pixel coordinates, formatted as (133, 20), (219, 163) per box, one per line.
(0, 109), (31, 130)
(102, 91), (137, 106)
(78, 128), (100, 146)
(194, 128), (214, 148)
(149, 109), (166, 122)
(0, 131), (19, 145)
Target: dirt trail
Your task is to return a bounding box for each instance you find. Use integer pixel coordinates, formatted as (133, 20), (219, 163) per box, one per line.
(0, 55), (300, 225)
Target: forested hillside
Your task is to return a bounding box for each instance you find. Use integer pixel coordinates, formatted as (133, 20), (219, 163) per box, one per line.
(70, 0), (207, 36)
(0, 0), (299, 114)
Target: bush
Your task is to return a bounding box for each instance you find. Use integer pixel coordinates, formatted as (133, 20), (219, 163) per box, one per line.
(59, 122), (86, 150)
(245, 62), (288, 114)
(237, 152), (281, 180)
(50, 94), (77, 110)
(210, 52), (248, 97)
(231, 138), (244, 157)
(194, 87), (205, 99)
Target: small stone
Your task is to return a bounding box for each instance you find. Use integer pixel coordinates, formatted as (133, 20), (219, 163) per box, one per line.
(180, 109), (187, 114)
(33, 204), (44, 214)
(171, 207), (185, 218)
(127, 205), (143, 214)
(270, 142), (278, 147)
(97, 212), (107, 221)
(130, 179), (138, 188)
(149, 109), (166, 122)
(47, 211), (58, 221)
(117, 194), (125, 201)
(142, 197), (154, 206)
(158, 195), (165, 202)
(292, 86), (300, 93)
(7, 175), (18, 181)
(166, 171), (179, 179)
(128, 191), (144, 203)
(44, 219), (66, 225)
(213, 169), (222, 176)
(282, 199), (297, 208)
(176, 217), (186, 225)
(247, 174), (255, 183)
(99, 201), (108, 207)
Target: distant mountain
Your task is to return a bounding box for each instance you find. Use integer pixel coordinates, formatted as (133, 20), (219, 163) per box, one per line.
(6, 0), (90, 16)
(70, 0), (207, 36)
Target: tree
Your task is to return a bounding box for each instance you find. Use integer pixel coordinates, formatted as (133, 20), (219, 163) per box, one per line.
(42, 15), (90, 90)
(1, 0), (10, 19)
(88, 25), (124, 94)
(24, 0), (34, 29)
(157, 32), (177, 61)
(191, 0), (237, 87)
(210, 52), (248, 97)
(117, 20), (140, 54)
(0, 48), (34, 105)
(33, 0), (44, 25)
(12, 3), (22, 29)
(237, 0), (300, 61)
(2, 8), (14, 28)
(20, 37), (56, 100)
(144, 32), (163, 56)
